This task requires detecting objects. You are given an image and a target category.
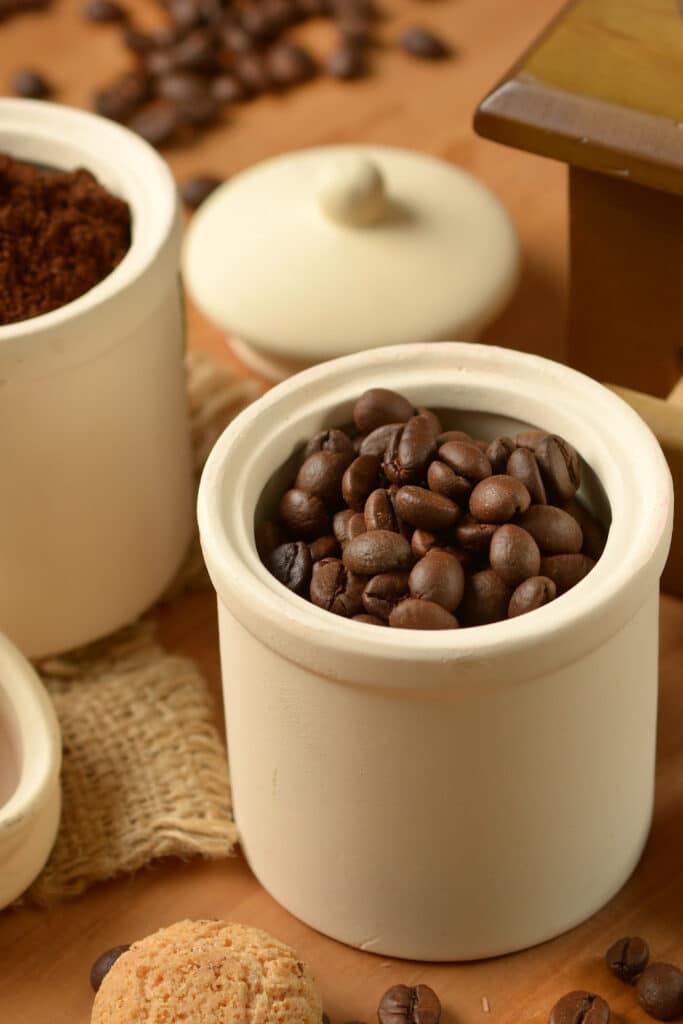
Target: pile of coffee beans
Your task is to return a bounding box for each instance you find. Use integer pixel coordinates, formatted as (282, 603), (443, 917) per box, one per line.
(257, 387), (606, 630)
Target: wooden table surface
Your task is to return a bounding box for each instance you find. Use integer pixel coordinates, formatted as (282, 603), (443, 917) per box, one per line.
(1, 1), (682, 1021)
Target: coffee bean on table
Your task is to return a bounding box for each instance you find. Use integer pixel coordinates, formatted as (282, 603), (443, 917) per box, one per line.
(461, 569), (510, 626)
(305, 428), (354, 459)
(267, 541), (312, 594)
(490, 524), (541, 587)
(395, 485), (459, 532)
(353, 388), (414, 433)
(342, 454), (381, 511)
(409, 550), (464, 612)
(173, 28), (217, 72)
(438, 440), (492, 482)
(469, 475), (531, 523)
(83, 0), (126, 22)
(267, 42), (316, 88)
(508, 575), (556, 617)
(365, 488), (397, 532)
(427, 460), (472, 505)
(400, 26), (450, 60)
(343, 529), (412, 575)
(506, 446), (548, 505)
(234, 53), (272, 95)
(296, 450), (352, 505)
(518, 504), (583, 554)
(90, 944), (130, 992)
(156, 72), (207, 103)
(378, 983), (442, 1024)
(128, 102), (181, 147)
(180, 173), (223, 209)
(637, 964), (683, 1021)
(211, 73), (248, 104)
(362, 571), (410, 620)
(540, 553), (595, 594)
(94, 71), (150, 121)
(605, 935), (650, 983)
(12, 69), (53, 98)
(548, 991), (610, 1024)
(279, 488), (329, 538)
(486, 435), (516, 474)
(310, 557), (365, 616)
(326, 45), (366, 79)
(309, 534), (340, 562)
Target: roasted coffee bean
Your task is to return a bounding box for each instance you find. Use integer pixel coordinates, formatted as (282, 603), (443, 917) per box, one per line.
(123, 25), (156, 54)
(296, 450), (351, 505)
(362, 571), (410, 620)
(461, 569), (510, 626)
(343, 529), (413, 575)
(518, 505), (583, 554)
(177, 94), (220, 130)
(333, 508), (355, 544)
(90, 945), (130, 992)
(240, 4), (275, 38)
(211, 73), (248, 104)
(384, 415), (438, 485)
(327, 44), (366, 79)
(254, 519), (283, 559)
(180, 173), (223, 208)
(436, 429), (473, 446)
(411, 529), (438, 559)
(342, 454), (381, 511)
(12, 69), (53, 98)
(389, 598), (458, 630)
(605, 936), (650, 984)
(83, 0), (126, 22)
(400, 26), (450, 59)
(365, 488), (397, 532)
(336, 10), (371, 46)
(409, 550), (464, 612)
(490, 524), (541, 587)
(515, 429), (548, 450)
(508, 575), (556, 618)
(157, 71), (207, 103)
(353, 388), (414, 433)
(359, 422), (403, 458)
(637, 963), (683, 1021)
(486, 435), (516, 474)
(395, 485), (459, 532)
(535, 434), (580, 503)
(438, 440), (492, 482)
(427, 460), (472, 505)
(454, 516), (496, 555)
(221, 23), (256, 55)
(378, 984), (442, 1024)
(279, 488), (329, 538)
(145, 48), (180, 78)
(310, 557), (365, 616)
(128, 102), (181, 147)
(564, 498), (607, 560)
(416, 406), (443, 436)
(173, 29), (217, 72)
(309, 534), (340, 562)
(304, 428), (354, 459)
(267, 541), (312, 594)
(506, 446), (547, 505)
(94, 71), (150, 121)
(352, 613), (385, 625)
(347, 511), (368, 541)
(540, 553), (595, 594)
(267, 42), (316, 88)
(548, 991), (610, 1024)
(234, 54), (272, 94)
(469, 475), (531, 523)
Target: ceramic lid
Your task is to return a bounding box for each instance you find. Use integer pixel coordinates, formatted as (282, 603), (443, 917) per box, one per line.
(183, 145), (520, 362)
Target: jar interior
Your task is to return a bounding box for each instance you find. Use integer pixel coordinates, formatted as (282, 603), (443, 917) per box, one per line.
(0, 690), (20, 810)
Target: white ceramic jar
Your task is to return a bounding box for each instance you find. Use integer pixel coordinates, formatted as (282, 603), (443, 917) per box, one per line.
(199, 342), (673, 961)
(0, 99), (194, 658)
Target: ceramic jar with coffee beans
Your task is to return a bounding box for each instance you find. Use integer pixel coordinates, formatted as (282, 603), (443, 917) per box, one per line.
(198, 342), (672, 960)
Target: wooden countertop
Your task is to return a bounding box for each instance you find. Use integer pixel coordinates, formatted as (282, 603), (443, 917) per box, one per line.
(1, 1), (682, 1021)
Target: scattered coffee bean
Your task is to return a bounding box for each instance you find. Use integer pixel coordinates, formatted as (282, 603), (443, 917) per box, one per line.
(605, 935), (650, 983)
(438, 440), (492, 483)
(94, 71), (151, 121)
(378, 983), (442, 1024)
(469, 475), (531, 523)
(548, 991), (610, 1024)
(353, 388), (414, 433)
(389, 598), (458, 630)
(508, 575), (556, 617)
(211, 73), (248, 104)
(637, 964), (683, 1021)
(180, 173), (223, 209)
(342, 454), (381, 511)
(395, 485), (459, 532)
(540, 553), (595, 594)
(128, 102), (181, 147)
(297, 450), (352, 505)
(305, 428), (354, 459)
(365, 488), (397, 532)
(409, 550), (464, 612)
(461, 569), (510, 626)
(90, 944), (130, 992)
(506, 446), (547, 505)
(362, 571), (410, 620)
(267, 541), (312, 595)
(12, 68), (53, 98)
(83, 0), (126, 22)
(279, 488), (329, 538)
(234, 53), (272, 95)
(401, 26), (450, 59)
(310, 558), (365, 616)
(267, 42), (316, 89)
(309, 534), (340, 562)
(343, 529), (412, 575)
(489, 524), (540, 587)
(326, 45), (366, 79)
(518, 504), (583, 554)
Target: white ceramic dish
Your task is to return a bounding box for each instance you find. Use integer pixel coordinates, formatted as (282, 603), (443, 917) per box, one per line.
(0, 99), (194, 658)
(198, 342), (673, 961)
(0, 633), (61, 909)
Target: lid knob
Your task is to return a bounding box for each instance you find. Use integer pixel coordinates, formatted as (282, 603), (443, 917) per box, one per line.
(317, 157), (387, 226)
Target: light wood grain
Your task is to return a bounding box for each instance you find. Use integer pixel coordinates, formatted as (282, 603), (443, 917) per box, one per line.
(1, 1), (682, 1022)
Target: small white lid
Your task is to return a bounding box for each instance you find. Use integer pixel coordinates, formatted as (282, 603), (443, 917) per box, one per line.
(184, 145), (520, 363)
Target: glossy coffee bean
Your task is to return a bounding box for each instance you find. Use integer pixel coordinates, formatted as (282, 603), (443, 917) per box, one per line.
(436, 429), (473, 446)
(389, 598), (458, 630)
(128, 102), (181, 147)
(508, 575), (556, 618)
(304, 428), (354, 459)
(515, 429), (548, 450)
(384, 416), (438, 485)
(353, 388), (414, 433)
(254, 519), (283, 559)
(409, 550), (464, 612)
(309, 534), (340, 562)
(461, 569), (510, 626)
(490, 524), (541, 588)
(438, 440), (492, 482)
(342, 454), (381, 511)
(359, 422), (403, 458)
(548, 991), (610, 1024)
(267, 41), (316, 88)
(518, 505), (583, 554)
(469, 475), (531, 523)
(347, 512), (368, 542)
(211, 74), (248, 104)
(395, 485), (459, 532)
(486, 435), (516, 474)
(365, 488), (397, 532)
(333, 508), (354, 544)
(454, 516), (497, 555)
(12, 68), (53, 98)
(343, 529), (413, 575)
(535, 434), (580, 502)
(296, 450), (351, 505)
(362, 571), (410, 620)
(94, 71), (150, 121)
(411, 529), (438, 559)
(564, 498), (607, 560)
(539, 554), (595, 594)
(400, 26), (450, 59)
(352, 613), (386, 625)
(605, 935), (650, 983)
(637, 963), (683, 1021)
(278, 488), (329, 538)
(506, 446), (547, 505)
(310, 558), (365, 616)
(90, 944), (130, 992)
(267, 541), (312, 595)
(427, 460), (472, 505)
(415, 407), (443, 437)
(234, 54), (272, 95)
(378, 983), (442, 1024)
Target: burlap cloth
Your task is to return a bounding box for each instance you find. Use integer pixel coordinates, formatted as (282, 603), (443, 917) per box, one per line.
(22, 351), (265, 907)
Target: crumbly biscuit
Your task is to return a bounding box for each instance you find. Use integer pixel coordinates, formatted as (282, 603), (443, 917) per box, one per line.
(91, 919), (323, 1024)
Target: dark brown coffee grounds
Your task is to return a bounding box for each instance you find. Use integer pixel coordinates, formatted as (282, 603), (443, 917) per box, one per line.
(0, 153), (131, 325)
